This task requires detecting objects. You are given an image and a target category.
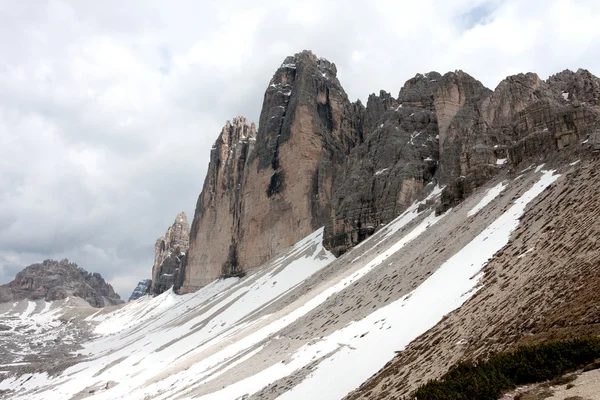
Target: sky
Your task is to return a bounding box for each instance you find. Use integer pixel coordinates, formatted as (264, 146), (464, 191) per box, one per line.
(1, 0), (599, 299)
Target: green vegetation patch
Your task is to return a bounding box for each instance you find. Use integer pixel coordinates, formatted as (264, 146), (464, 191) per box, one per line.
(412, 337), (600, 400)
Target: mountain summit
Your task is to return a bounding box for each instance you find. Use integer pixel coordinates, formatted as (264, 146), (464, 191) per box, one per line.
(0, 259), (122, 308)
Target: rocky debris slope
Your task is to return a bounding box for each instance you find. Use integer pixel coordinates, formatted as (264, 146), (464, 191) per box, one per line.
(0, 298), (96, 381)
(346, 156), (600, 399)
(128, 279), (151, 301)
(150, 212), (190, 294)
(0, 259), (122, 308)
(181, 51), (363, 292)
(3, 156), (593, 400)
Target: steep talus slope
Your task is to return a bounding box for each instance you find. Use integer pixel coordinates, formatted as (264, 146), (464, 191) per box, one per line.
(150, 211), (190, 294)
(0, 259), (122, 308)
(1, 155), (597, 400)
(346, 156), (600, 399)
(0, 298), (100, 379)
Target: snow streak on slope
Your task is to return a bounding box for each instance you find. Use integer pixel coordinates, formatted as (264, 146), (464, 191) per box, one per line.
(468, 181), (507, 216)
(192, 170), (560, 400)
(0, 171), (560, 400)
(0, 228), (336, 400)
(276, 170), (560, 399)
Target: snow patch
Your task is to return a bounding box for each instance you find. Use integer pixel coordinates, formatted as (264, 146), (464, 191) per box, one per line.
(468, 181), (507, 217)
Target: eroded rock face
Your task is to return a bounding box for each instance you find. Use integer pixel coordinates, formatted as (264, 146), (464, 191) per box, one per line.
(150, 211), (190, 295)
(437, 69), (600, 212)
(181, 51), (363, 292)
(181, 117), (257, 292)
(181, 49), (600, 289)
(0, 259), (122, 308)
(324, 72), (488, 255)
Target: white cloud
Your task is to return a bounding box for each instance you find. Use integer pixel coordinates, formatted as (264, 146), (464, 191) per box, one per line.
(1, 0), (599, 298)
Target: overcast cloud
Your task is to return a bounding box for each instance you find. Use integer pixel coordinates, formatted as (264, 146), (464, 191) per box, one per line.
(1, 0), (599, 298)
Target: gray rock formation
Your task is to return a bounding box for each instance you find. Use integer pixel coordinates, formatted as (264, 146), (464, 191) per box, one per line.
(150, 212), (190, 295)
(180, 49), (600, 289)
(437, 69), (600, 212)
(181, 51), (363, 293)
(128, 279), (151, 301)
(0, 259), (122, 308)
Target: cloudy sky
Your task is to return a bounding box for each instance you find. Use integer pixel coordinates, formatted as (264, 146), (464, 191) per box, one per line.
(1, 0), (599, 298)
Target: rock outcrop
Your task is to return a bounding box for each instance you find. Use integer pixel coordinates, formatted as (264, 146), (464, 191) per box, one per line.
(437, 69), (600, 212)
(324, 71), (490, 254)
(0, 259), (122, 308)
(150, 212), (190, 295)
(128, 279), (151, 301)
(180, 49), (600, 290)
(181, 51), (363, 292)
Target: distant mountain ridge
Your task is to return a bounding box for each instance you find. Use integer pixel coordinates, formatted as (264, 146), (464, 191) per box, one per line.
(0, 259), (122, 308)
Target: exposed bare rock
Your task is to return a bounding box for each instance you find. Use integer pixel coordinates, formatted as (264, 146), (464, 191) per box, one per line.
(180, 117), (257, 292)
(0, 259), (122, 308)
(181, 51), (363, 292)
(150, 211), (190, 294)
(181, 50), (600, 289)
(324, 71), (488, 255)
(437, 70), (600, 213)
(324, 81), (440, 255)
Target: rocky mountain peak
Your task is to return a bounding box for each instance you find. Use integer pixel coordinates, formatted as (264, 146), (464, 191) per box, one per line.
(180, 51), (364, 292)
(0, 259), (122, 307)
(547, 68), (600, 107)
(150, 211), (190, 294)
(398, 71), (443, 109)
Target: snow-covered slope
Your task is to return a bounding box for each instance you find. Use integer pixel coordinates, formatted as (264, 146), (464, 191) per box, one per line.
(0, 167), (563, 400)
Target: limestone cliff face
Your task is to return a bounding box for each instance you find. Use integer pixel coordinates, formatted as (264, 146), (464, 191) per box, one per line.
(180, 49), (600, 289)
(437, 69), (600, 212)
(150, 211), (190, 294)
(181, 117), (257, 292)
(180, 51), (363, 292)
(0, 259), (122, 308)
(235, 50), (363, 273)
(324, 72), (488, 254)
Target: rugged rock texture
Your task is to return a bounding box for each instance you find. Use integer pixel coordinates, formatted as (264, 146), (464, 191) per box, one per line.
(324, 72), (489, 254)
(0, 259), (122, 308)
(181, 51), (363, 292)
(180, 117), (257, 292)
(181, 49), (600, 289)
(128, 279), (151, 301)
(437, 69), (600, 213)
(150, 212), (190, 295)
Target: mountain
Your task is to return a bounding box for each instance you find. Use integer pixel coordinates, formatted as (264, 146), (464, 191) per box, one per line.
(150, 211), (190, 294)
(0, 259), (122, 308)
(128, 279), (151, 301)
(1, 53), (599, 399)
(180, 51), (364, 293)
(181, 51), (600, 287)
